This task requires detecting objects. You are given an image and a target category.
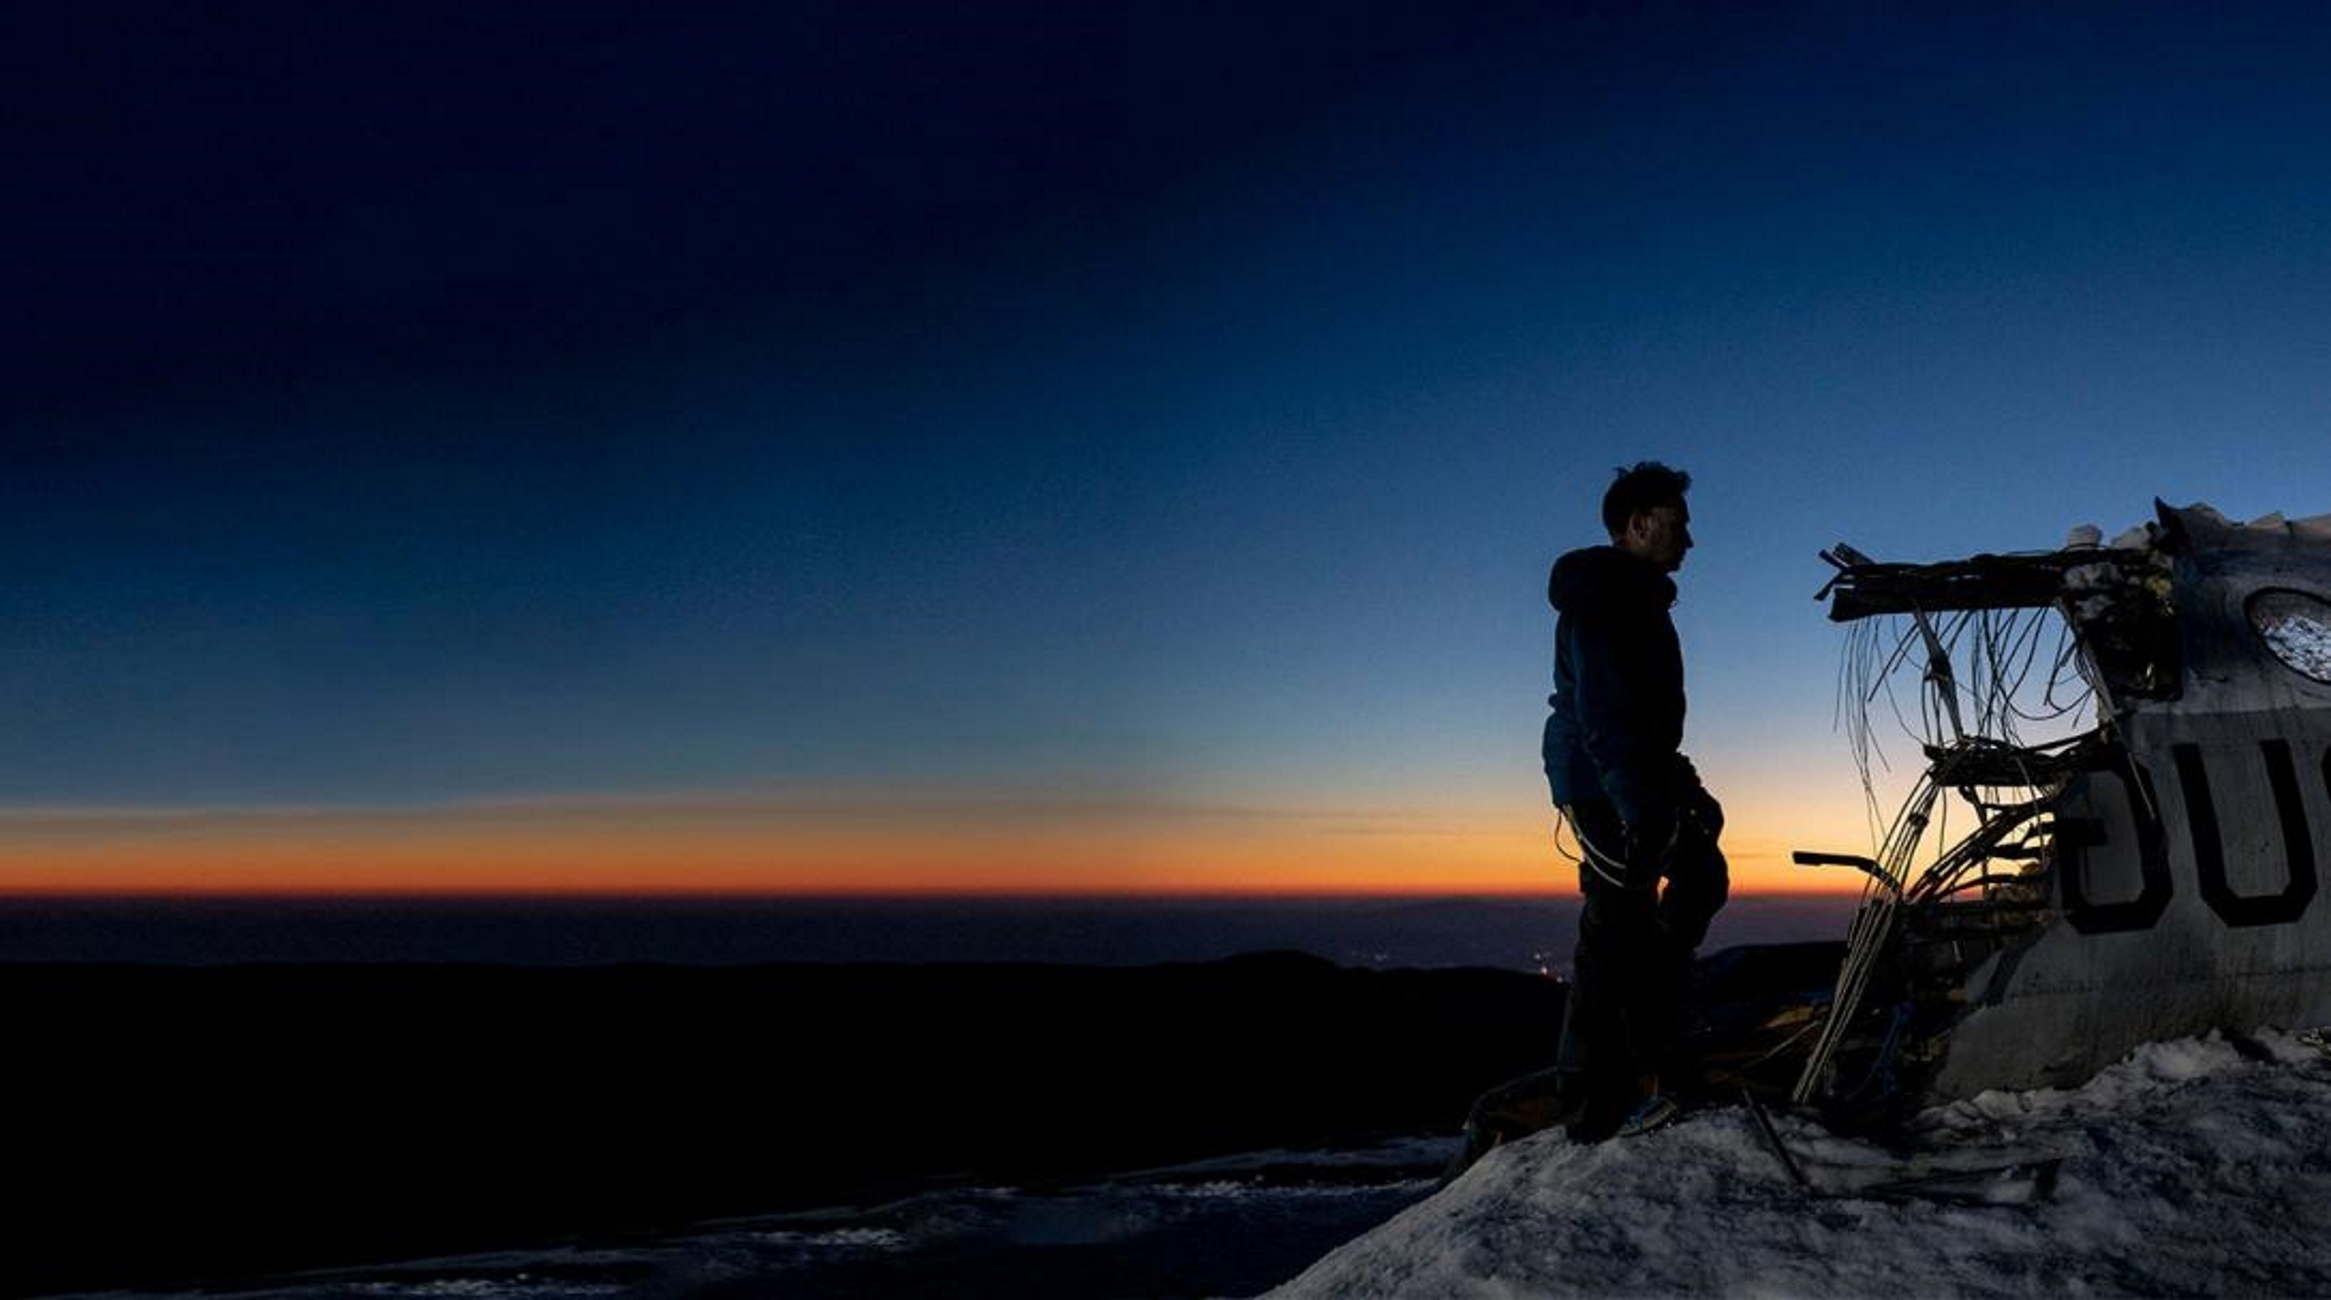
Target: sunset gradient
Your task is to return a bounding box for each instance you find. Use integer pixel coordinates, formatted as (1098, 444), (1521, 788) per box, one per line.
(0, 785), (1866, 897)
(11, 6), (2331, 904)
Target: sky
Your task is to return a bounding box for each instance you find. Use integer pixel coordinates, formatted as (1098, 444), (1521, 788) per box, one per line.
(6, 2), (2331, 895)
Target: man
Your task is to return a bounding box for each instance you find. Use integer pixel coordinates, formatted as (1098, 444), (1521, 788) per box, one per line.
(1543, 461), (1729, 1141)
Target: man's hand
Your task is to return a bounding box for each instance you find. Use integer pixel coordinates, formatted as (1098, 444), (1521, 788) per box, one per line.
(1674, 754), (1724, 838)
(1621, 813), (1676, 886)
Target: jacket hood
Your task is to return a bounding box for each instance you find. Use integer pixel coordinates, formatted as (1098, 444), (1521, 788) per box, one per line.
(1548, 544), (1677, 614)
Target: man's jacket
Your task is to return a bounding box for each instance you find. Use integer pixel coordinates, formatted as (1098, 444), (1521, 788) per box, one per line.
(1541, 544), (1686, 832)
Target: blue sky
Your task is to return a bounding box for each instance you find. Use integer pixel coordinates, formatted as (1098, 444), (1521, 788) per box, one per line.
(6, 3), (2331, 890)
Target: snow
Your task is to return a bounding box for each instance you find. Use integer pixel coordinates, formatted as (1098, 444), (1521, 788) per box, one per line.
(2260, 608), (2331, 682)
(1266, 1031), (2331, 1298)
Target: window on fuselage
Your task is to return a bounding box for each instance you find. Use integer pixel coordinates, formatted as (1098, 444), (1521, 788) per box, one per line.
(2249, 588), (2331, 685)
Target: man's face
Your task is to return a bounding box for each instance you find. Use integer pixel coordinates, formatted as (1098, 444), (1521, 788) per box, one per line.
(1622, 502), (1692, 573)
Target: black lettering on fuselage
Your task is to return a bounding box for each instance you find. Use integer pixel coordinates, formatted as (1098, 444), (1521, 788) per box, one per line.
(2059, 741), (2324, 933)
(2176, 740), (2318, 928)
(2059, 754), (2173, 934)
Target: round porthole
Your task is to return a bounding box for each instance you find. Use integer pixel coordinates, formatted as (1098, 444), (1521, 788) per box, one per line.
(2247, 588), (2331, 684)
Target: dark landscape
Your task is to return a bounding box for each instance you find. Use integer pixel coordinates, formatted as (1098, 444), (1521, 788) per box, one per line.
(3, 953), (1566, 1296)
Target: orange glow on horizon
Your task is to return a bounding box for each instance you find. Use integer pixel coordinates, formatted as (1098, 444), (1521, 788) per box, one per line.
(0, 792), (1874, 898)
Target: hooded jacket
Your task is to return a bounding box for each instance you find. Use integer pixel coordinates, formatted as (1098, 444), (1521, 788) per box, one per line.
(1542, 544), (1686, 832)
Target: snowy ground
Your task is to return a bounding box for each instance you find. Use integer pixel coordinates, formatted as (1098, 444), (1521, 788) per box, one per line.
(1269, 1031), (2331, 1298)
(58, 1138), (1452, 1300)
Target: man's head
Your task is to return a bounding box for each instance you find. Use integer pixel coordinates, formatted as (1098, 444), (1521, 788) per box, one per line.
(1601, 461), (1693, 573)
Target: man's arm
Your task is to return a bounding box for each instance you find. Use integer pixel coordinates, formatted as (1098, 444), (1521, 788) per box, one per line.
(1568, 611), (1676, 871)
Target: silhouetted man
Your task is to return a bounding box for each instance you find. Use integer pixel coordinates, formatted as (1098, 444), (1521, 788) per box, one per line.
(1543, 461), (1729, 1141)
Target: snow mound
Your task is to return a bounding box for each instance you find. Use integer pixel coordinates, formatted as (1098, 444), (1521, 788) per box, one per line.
(1267, 1032), (2331, 1298)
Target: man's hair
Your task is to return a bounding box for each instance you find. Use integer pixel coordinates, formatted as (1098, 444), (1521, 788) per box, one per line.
(1601, 461), (1691, 539)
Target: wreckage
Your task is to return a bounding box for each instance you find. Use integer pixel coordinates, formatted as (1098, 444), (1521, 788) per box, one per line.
(1455, 500), (2331, 1166)
(1790, 501), (2331, 1113)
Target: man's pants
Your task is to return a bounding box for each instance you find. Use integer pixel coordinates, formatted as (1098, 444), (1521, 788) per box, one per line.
(1557, 783), (1729, 1107)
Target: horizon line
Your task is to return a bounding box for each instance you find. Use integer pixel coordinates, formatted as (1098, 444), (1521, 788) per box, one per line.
(0, 886), (1867, 902)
